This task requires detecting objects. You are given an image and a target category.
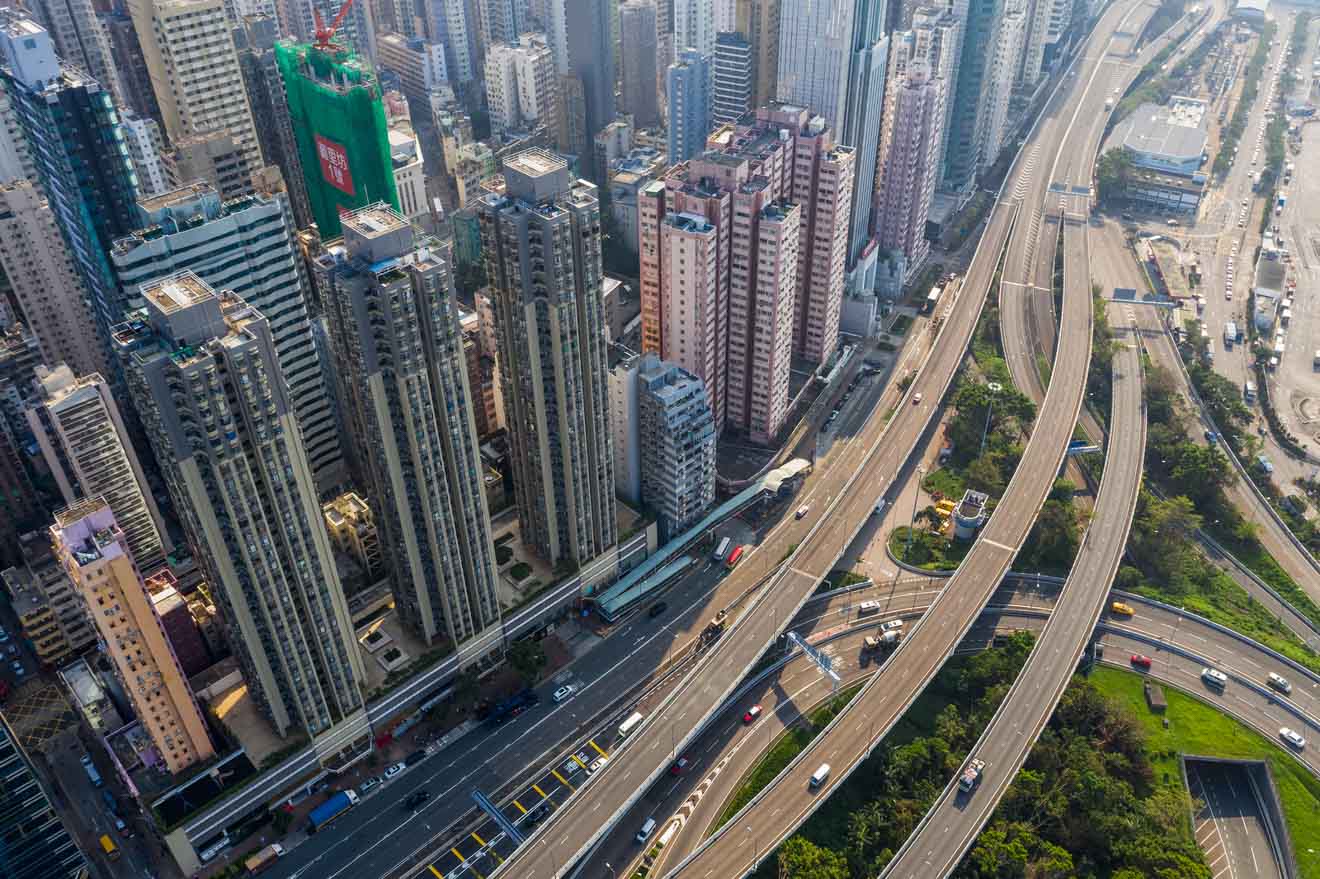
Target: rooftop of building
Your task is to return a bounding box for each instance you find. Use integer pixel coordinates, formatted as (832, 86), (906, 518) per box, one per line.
(1120, 101), (1208, 161)
(342, 204), (408, 238)
(1, 565), (48, 619)
(505, 148), (568, 179)
(52, 498), (125, 565)
(665, 212), (715, 234)
(1254, 252), (1287, 293)
(323, 491), (373, 526)
(142, 272), (217, 315)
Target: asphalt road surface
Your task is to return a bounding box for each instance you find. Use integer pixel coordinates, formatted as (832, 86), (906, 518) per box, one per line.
(661, 0), (1151, 870)
(1187, 759), (1287, 879)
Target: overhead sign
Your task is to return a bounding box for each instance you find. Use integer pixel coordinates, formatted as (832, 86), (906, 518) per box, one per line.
(315, 134), (355, 197)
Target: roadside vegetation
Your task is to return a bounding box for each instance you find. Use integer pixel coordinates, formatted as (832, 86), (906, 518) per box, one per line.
(1093, 667), (1320, 879)
(1213, 22), (1276, 178)
(1120, 363), (1320, 673)
(753, 636), (1231, 879)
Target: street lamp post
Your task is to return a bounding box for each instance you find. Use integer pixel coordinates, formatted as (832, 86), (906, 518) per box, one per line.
(905, 467), (925, 561)
(606, 862), (616, 879)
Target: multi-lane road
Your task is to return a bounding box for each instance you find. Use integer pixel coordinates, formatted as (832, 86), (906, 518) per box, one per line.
(660, 0), (1162, 872)
(486, 130), (1023, 879)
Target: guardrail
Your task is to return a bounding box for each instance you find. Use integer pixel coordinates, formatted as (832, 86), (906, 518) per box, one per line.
(1159, 320), (1320, 582)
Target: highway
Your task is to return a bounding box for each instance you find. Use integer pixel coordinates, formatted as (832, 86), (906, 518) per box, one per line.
(875, 4), (1236, 874)
(660, 0), (1157, 872)
(484, 106), (1024, 879)
(578, 581), (1319, 879)
(882, 319), (1146, 876)
(1188, 759), (1287, 879)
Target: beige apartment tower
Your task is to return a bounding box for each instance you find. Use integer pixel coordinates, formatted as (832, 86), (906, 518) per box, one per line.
(26, 366), (172, 572)
(129, 0), (261, 198)
(478, 151), (616, 566)
(52, 498), (214, 775)
(114, 273), (366, 743)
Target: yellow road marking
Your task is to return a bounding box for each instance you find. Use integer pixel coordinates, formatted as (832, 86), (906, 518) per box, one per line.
(428, 866), (443, 878)
(588, 739), (608, 758)
(512, 799), (527, 814)
(570, 753), (588, 769)
(471, 832), (486, 846)
(531, 784), (549, 800)
(450, 849), (485, 879)
(550, 769), (575, 791)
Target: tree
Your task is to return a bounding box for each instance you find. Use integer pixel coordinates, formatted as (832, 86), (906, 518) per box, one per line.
(776, 836), (849, 879)
(916, 505), (944, 532)
(507, 638), (547, 683)
(1096, 148), (1135, 204)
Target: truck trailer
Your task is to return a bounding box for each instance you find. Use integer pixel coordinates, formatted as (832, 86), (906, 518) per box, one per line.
(307, 790), (360, 834)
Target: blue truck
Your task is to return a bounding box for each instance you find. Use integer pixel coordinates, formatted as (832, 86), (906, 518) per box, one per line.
(306, 790), (360, 833)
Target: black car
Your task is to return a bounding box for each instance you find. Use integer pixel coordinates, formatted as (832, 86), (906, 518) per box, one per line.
(648, 601), (667, 618)
(404, 790), (431, 810)
(525, 802), (552, 825)
(404, 749), (426, 767)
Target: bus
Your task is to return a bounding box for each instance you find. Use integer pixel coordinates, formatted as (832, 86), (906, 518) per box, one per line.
(1244, 381), (1257, 403)
(618, 711), (645, 739)
(726, 545), (745, 569)
(100, 835), (120, 861)
(712, 537), (732, 562)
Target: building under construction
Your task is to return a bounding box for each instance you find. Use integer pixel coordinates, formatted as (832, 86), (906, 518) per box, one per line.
(276, 37), (399, 237)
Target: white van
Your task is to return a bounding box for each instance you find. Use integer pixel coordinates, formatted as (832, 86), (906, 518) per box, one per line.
(858, 600), (880, 616)
(636, 817), (657, 844)
(809, 763), (831, 789)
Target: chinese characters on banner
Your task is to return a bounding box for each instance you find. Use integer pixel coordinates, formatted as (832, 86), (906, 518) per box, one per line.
(315, 134), (356, 197)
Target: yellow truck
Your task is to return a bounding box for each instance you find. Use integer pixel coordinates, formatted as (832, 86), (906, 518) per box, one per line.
(99, 834), (119, 861)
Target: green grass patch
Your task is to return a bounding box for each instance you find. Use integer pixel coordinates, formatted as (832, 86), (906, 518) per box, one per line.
(713, 683), (864, 830)
(1208, 523), (1320, 633)
(921, 466), (966, 502)
(889, 526), (972, 571)
(508, 562), (532, 582)
(1124, 571), (1320, 677)
(1092, 666), (1320, 879)
(1036, 353), (1052, 387)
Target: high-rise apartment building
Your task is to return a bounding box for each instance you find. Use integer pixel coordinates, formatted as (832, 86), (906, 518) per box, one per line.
(1021, 0), (1071, 87)
(20, 0), (124, 108)
(109, 181), (346, 493)
(478, 151), (616, 565)
(312, 206), (502, 647)
(982, 6), (1026, 165)
(733, 0), (779, 107)
(277, 37), (400, 238)
(639, 104), (853, 442)
(892, 5), (963, 190)
(27, 366), (172, 572)
(547, 0), (616, 143)
(0, 183), (108, 378)
(236, 15), (314, 229)
(620, 1), (660, 129)
(667, 49), (710, 163)
(479, 0), (525, 51)
(129, 0), (262, 199)
(637, 354), (716, 540)
(712, 32), (752, 124)
(0, 16), (139, 366)
(0, 712), (87, 879)
(420, 0), (479, 84)
(121, 111), (168, 198)
(274, 0), (377, 64)
(52, 499), (214, 774)
(776, 0), (885, 265)
(945, 0), (1001, 189)
(114, 273), (366, 741)
(484, 34), (559, 136)
(674, 0), (715, 57)
(873, 61), (945, 273)
(104, 10), (160, 122)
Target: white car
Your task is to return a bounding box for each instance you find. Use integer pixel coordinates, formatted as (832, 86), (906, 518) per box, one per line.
(882, 619), (904, 632)
(1267, 672), (1292, 695)
(588, 756), (609, 774)
(1280, 727), (1306, 750)
(384, 762), (406, 780)
(1201, 667), (1228, 688)
(553, 684), (575, 703)
(11, 660), (23, 677)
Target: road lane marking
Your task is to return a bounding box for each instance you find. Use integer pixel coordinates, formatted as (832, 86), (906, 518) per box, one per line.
(531, 784), (549, 800)
(428, 865), (443, 878)
(588, 739), (608, 758)
(550, 769), (575, 791)
(512, 800), (527, 814)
